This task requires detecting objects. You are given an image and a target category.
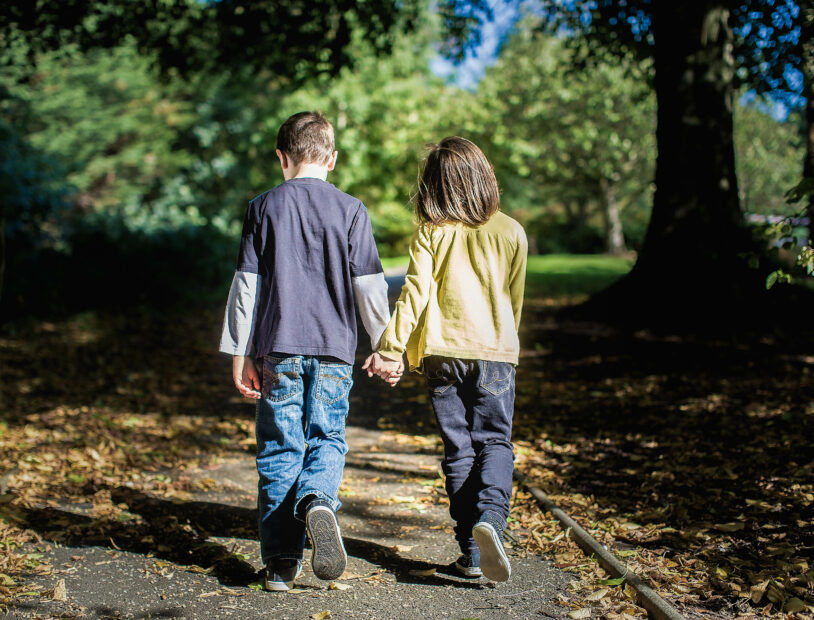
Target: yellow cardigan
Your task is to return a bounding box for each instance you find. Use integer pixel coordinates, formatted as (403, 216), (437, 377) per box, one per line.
(377, 211), (528, 371)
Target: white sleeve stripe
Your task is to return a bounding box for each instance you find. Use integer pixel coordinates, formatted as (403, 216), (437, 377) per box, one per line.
(219, 271), (260, 356)
(352, 272), (391, 350)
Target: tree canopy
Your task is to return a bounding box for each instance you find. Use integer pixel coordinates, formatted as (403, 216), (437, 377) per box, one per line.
(472, 21), (655, 254)
(0, 0), (808, 319)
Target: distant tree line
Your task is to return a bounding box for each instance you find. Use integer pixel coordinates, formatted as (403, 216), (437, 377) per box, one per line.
(0, 0), (807, 321)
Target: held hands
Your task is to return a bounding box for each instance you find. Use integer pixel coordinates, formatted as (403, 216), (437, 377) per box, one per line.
(233, 355), (261, 399)
(236, 352), (401, 397)
(362, 352), (404, 387)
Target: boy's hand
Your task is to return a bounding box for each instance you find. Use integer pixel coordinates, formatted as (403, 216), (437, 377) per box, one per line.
(362, 352), (404, 387)
(233, 356), (261, 399)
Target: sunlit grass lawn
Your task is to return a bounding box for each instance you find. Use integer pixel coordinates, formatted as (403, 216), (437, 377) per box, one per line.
(525, 254), (633, 297)
(381, 253), (634, 299)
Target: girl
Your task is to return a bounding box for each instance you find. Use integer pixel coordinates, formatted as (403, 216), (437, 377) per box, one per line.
(365, 136), (528, 582)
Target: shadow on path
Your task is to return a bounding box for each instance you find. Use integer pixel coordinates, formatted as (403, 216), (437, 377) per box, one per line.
(13, 487), (482, 590)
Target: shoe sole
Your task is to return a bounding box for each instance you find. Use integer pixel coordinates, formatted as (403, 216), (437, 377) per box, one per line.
(454, 561), (483, 578)
(306, 506), (347, 581)
(473, 522), (511, 582)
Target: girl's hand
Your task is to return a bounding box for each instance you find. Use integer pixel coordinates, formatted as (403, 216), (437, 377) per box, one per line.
(233, 356), (261, 399)
(383, 358), (405, 386)
(363, 352), (404, 387)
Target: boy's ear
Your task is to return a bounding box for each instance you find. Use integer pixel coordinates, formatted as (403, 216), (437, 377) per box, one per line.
(276, 149), (289, 170)
(327, 151), (338, 171)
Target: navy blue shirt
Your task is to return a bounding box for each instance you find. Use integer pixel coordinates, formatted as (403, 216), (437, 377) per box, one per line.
(235, 177), (383, 364)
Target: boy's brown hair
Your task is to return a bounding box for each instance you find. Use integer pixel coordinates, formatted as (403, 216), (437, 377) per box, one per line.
(276, 111), (335, 165)
(415, 136), (500, 226)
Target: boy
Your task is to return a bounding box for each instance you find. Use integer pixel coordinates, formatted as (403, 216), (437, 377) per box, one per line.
(219, 111), (395, 591)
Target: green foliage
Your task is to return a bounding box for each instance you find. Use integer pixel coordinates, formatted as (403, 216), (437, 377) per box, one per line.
(529, 0), (805, 97)
(0, 0), (486, 80)
(762, 182), (814, 290)
(734, 99), (805, 214)
(525, 216), (605, 256)
(471, 23), (656, 252)
(1, 1), (807, 314)
(10, 43), (196, 217)
(3, 216), (235, 319)
(0, 88), (69, 236)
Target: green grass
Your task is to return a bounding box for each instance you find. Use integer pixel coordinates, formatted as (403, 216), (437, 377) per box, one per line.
(380, 253), (634, 298)
(380, 256), (411, 270)
(525, 253), (634, 297)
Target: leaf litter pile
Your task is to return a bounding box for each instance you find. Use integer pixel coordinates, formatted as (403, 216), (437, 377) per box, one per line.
(1, 295), (813, 618)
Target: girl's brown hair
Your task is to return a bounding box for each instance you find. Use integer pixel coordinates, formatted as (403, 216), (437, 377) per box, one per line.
(414, 136), (500, 226)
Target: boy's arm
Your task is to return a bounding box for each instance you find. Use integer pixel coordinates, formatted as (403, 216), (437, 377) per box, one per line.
(376, 226), (434, 361)
(352, 273), (390, 350)
(348, 203), (391, 349)
(509, 228), (529, 331)
(220, 198), (264, 398)
(219, 271), (260, 357)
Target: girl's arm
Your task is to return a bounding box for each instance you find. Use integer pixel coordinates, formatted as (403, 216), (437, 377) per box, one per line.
(509, 230), (529, 331)
(376, 226), (434, 360)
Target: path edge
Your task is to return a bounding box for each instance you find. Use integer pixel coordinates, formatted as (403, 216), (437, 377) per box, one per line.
(513, 470), (686, 620)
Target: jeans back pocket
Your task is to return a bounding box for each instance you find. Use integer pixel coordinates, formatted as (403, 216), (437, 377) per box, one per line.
(478, 361), (514, 396)
(262, 356), (303, 402)
(314, 362), (353, 405)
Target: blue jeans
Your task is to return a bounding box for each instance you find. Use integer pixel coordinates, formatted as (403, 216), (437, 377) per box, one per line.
(424, 356), (515, 557)
(255, 354), (352, 563)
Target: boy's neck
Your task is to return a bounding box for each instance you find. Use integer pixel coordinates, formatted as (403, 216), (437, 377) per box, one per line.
(284, 162), (330, 181)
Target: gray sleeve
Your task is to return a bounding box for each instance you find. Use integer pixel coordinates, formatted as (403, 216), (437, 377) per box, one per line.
(352, 272), (390, 350)
(219, 271), (260, 356)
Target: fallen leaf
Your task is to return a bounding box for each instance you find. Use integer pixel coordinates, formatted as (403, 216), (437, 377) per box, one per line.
(568, 609), (591, 619)
(714, 522), (745, 532)
(408, 568), (437, 577)
(47, 579), (66, 601)
(784, 598), (810, 613)
(390, 495), (416, 503)
(596, 577), (625, 586)
(750, 580), (768, 604)
(311, 612), (332, 620)
(585, 588), (609, 601)
(329, 582), (352, 591)
(391, 544), (412, 553)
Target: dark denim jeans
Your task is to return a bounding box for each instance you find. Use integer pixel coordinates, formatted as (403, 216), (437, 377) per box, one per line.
(424, 356), (515, 557)
(255, 354), (352, 563)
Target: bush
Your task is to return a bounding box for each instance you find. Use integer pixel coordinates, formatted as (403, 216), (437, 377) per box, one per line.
(526, 215), (605, 255)
(2, 218), (236, 320)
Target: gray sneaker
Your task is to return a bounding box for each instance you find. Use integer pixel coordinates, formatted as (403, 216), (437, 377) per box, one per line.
(264, 559), (303, 592)
(454, 554), (483, 578)
(306, 502), (347, 580)
(472, 519), (511, 582)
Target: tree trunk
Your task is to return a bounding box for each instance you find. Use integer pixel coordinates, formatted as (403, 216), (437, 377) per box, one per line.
(585, 2), (765, 325)
(0, 217), (5, 306)
(641, 2), (748, 280)
(599, 178), (626, 255)
(802, 3), (814, 219)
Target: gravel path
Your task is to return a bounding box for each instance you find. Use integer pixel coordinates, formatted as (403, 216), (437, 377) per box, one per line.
(9, 274), (575, 619)
(12, 423), (572, 619)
